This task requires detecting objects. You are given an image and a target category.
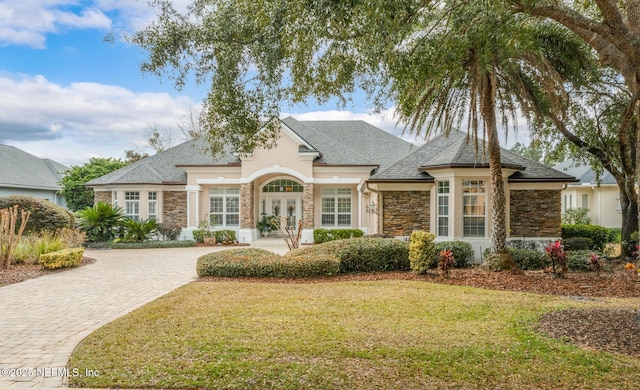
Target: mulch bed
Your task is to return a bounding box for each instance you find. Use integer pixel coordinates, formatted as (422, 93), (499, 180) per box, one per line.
(4, 259), (639, 358)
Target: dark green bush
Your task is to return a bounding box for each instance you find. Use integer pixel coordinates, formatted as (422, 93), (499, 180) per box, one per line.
(335, 237), (409, 273)
(214, 230), (236, 242)
(192, 230), (214, 243)
(120, 218), (158, 242)
(86, 240), (196, 249)
(313, 228), (364, 243)
(567, 250), (605, 272)
(197, 248), (339, 278)
(608, 228), (622, 243)
(561, 224), (610, 251)
(157, 222), (182, 240)
(0, 195), (73, 234)
(562, 237), (592, 251)
(434, 241), (475, 268)
(77, 202), (124, 242)
(483, 247), (547, 270)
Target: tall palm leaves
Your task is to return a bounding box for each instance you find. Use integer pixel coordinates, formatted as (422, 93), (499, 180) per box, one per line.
(391, 2), (591, 266)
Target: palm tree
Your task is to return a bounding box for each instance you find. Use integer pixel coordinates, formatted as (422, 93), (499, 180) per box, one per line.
(392, 2), (591, 269)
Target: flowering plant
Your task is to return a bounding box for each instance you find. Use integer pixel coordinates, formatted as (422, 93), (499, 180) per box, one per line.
(544, 240), (567, 278)
(438, 249), (456, 278)
(587, 252), (603, 276)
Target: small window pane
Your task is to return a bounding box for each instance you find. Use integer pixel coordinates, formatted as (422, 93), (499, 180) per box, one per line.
(322, 214), (335, 225)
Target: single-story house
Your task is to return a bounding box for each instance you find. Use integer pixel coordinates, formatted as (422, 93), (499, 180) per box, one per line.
(553, 159), (621, 228)
(86, 118), (576, 257)
(0, 145), (68, 207)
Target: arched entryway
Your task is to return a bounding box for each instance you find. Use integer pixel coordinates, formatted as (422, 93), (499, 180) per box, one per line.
(260, 178), (303, 230)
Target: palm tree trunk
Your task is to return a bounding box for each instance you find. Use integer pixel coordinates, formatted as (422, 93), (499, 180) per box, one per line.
(480, 72), (507, 254)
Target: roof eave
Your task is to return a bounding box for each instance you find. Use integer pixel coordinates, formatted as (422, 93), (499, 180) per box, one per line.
(418, 163), (525, 171)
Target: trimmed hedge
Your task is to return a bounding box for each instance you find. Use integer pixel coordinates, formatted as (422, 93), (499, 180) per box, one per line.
(0, 195), (73, 234)
(335, 237), (409, 272)
(434, 241), (474, 268)
(197, 248), (340, 278)
(562, 237), (592, 251)
(313, 228), (364, 244)
(483, 247), (547, 270)
(561, 224), (610, 251)
(39, 248), (84, 269)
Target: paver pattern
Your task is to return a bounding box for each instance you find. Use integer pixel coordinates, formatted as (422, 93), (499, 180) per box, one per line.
(0, 243), (287, 389)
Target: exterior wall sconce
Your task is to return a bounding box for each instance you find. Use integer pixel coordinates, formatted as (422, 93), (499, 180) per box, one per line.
(365, 202), (378, 214)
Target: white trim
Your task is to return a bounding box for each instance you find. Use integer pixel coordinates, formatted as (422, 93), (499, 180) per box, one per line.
(245, 166), (312, 183)
(196, 177), (244, 185)
(185, 185), (202, 191)
(313, 177), (362, 184)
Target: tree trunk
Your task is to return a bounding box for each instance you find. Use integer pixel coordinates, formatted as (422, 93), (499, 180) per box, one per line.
(620, 186), (639, 257)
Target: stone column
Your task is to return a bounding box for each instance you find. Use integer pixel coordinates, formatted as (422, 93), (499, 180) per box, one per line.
(302, 183), (315, 229)
(240, 182), (254, 229)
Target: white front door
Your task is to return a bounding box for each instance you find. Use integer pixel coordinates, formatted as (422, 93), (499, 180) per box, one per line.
(268, 196), (301, 230)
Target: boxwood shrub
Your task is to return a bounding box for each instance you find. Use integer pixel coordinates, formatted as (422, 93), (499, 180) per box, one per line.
(561, 224), (610, 251)
(562, 237), (592, 251)
(197, 248), (339, 278)
(335, 237), (409, 273)
(0, 195), (73, 234)
(313, 228), (364, 244)
(434, 241), (474, 268)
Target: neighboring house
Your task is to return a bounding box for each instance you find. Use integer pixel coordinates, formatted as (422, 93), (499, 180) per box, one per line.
(86, 118), (576, 259)
(553, 159), (621, 228)
(0, 145), (68, 207)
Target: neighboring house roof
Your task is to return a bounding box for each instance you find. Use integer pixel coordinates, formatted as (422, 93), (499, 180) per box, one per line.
(370, 131), (576, 183)
(553, 159), (617, 185)
(87, 118), (415, 186)
(0, 145), (68, 191)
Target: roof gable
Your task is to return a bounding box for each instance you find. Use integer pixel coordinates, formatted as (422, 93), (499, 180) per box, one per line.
(553, 159), (617, 185)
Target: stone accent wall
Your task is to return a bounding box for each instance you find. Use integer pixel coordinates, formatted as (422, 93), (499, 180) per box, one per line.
(382, 191), (430, 236)
(302, 183), (314, 229)
(510, 190), (561, 237)
(240, 182), (254, 229)
(163, 191), (187, 227)
(93, 191), (111, 205)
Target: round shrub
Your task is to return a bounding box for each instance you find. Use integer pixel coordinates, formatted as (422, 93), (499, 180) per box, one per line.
(409, 231), (436, 274)
(434, 241), (475, 268)
(561, 224), (610, 251)
(197, 248), (340, 278)
(509, 248), (547, 270)
(567, 250), (604, 272)
(0, 195), (73, 234)
(335, 237), (409, 273)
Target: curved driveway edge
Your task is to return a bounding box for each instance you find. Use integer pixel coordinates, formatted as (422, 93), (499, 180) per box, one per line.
(0, 246), (226, 389)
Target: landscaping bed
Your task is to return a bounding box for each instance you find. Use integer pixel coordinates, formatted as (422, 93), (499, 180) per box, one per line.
(0, 256), (96, 287)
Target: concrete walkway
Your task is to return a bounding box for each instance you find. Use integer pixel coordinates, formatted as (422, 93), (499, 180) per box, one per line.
(0, 241), (289, 389)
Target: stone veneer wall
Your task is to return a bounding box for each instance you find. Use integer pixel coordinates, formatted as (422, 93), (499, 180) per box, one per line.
(163, 191), (187, 227)
(93, 191), (112, 204)
(510, 190), (561, 237)
(240, 182), (254, 229)
(382, 191), (430, 236)
(302, 183), (314, 229)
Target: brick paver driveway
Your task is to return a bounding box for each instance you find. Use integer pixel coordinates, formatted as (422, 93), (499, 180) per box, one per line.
(0, 247), (227, 389)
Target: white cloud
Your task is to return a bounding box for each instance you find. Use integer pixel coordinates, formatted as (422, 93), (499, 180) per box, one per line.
(0, 0), (111, 48)
(0, 73), (198, 165)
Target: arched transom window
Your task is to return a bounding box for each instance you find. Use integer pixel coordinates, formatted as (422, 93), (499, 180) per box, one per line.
(262, 179), (303, 193)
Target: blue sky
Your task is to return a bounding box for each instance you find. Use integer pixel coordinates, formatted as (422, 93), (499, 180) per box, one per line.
(0, 0), (528, 167)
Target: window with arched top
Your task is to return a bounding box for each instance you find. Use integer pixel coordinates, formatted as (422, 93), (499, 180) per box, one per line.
(262, 179), (303, 193)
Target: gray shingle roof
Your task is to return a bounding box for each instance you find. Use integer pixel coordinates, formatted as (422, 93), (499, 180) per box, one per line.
(553, 159), (617, 185)
(86, 138), (240, 186)
(282, 117), (415, 169)
(370, 131), (576, 182)
(88, 118), (415, 186)
(0, 145), (68, 190)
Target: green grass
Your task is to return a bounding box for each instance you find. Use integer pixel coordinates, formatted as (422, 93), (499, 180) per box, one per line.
(69, 281), (640, 389)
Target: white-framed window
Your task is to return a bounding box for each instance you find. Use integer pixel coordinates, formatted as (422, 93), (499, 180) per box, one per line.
(321, 188), (351, 227)
(209, 187), (240, 227)
(462, 180), (486, 237)
(437, 181), (450, 237)
(112, 191), (118, 207)
(581, 194), (588, 210)
(148, 192), (157, 220)
(125, 191), (140, 221)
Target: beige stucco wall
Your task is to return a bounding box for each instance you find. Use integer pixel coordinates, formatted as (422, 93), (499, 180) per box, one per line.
(561, 184), (621, 228)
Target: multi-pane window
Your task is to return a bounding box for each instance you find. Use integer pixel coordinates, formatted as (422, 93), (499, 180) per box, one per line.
(462, 180), (486, 237)
(437, 181), (450, 237)
(125, 191), (140, 221)
(263, 179), (303, 193)
(209, 187), (240, 227)
(321, 188), (351, 227)
(148, 192), (157, 220)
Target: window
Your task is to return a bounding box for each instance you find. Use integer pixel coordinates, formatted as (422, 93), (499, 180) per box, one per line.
(148, 192), (157, 220)
(263, 179), (303, 192)
(112, 191), (118, 207)
(462, 180), (485, 237)
(209, 187), (240, 227)
(581, 194), (588, 210)
(125, 191), (140, 221)
(321, 188), (351, 227)
(437, 181), (450, 237)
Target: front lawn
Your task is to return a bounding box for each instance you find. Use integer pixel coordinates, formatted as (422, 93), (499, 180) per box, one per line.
(69, 280), (639, 389)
